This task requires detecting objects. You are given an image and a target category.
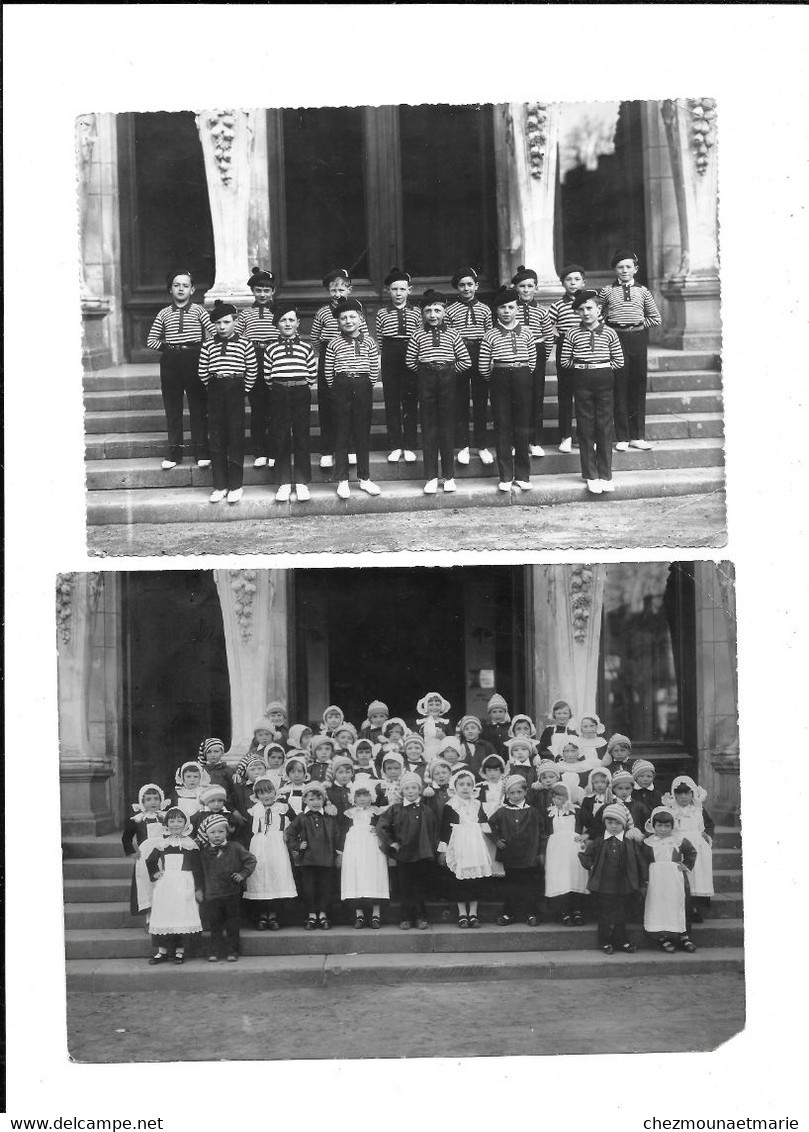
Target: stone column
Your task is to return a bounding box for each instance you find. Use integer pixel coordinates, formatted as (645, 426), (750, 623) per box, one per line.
(659, 99), (721, 349)
(508, 102), (561, 301)
(694, 562), (739, 824)
(58, 573), (116, 836)
(527, 565), (605, 724)
(214, 569), (290, 759)
(76, 113), (113, 368)
(196, 109), (258, 307)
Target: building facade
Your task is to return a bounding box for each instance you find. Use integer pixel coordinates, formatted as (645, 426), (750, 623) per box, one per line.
(57, 563), (739, 838)
(78, 100), (720, 370)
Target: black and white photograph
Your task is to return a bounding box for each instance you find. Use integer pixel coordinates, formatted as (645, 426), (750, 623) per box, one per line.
(80, 99), (724, 556)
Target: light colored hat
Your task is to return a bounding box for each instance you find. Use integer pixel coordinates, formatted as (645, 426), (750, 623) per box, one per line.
(288, 723), (313, 749)
(417, 691), (451, 716)
(262, 743), (287, 761)
(503, 774), (528, 798)
(382, 716), (408, 737)
(535, 760), (560, 778)
(428, 758), (453, 778)
(487, 693), (509, 714)
(252, 774), (278, 795)
(480, 753), (506, 772)
(334, 721), (358, 743)
(253, 718), (276, 734)
(310, 733), (337, 759)
(199, 737), (226, 762)
(330, 754), (354, 774)
(399, 771), (423, 791)
(505, 737), (535, 757)
(264, 701), (287, 720)
(451, 768), (476, 789)
(246, 753), (268, 772)
(607, 732), (632, 752)
(559, 735), (581, 750)
(548, 698), (573, 717)
(403, 734), (426, 752)
(367, 700), (389, 719)
(645, 805), (675, 834)
(586, 766), (612, 789)
(200, 784), (227, 804)
(578, 712), (605, 735)
(610, 769), (634, 789)
(136, 783), (165, 811)
(351, 738), (377, 760)
(284, 753), (309, 776)
(322, 704), (344, 726)
(671, 775), (707, 803)
(602, 803), (629, 827)
(381, 751), (405, 770)
(632, 759), (656, 779)
(203, 814), (229, 835)
(508, 714), (537, 738)
(456, 714), (483, 734)
(175, 760), (210, 787)
(302, 780), (328, 801)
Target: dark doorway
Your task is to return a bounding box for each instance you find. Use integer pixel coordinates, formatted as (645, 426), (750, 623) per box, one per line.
(122, 571), (230, 800)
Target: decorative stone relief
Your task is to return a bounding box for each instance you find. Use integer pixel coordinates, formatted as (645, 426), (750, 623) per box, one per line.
(229, 569), (258, 642)
(75, 113), (97, 170)
(203, 111), (238, 185)
(687, 98), (717, 174)
(56, 573), (76, 644)
(525, 103), (550, 179)
(569, 565), (595, 643)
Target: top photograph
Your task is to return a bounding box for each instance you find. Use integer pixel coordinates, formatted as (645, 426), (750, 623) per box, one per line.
(79, 100), (723, 557)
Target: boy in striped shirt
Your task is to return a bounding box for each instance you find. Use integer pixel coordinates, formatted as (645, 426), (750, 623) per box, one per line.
(511, 265), (556, 459)
(236, 267), (278, 469)
(479, 286), (537, 493)
(198, 301), (258, 504)
(560, 290), (624, 496)
(549, 264), (588, 454)
(324, 298), (381, 500)
(406, 290), (471, 495)
(446, 267), (494, 469)
(264, 303), (318, 503)
(598, 250), (662, 451)
(376, 267), (421, 465)
(146, 269), (213, 471)
(310, 269), (368, 470)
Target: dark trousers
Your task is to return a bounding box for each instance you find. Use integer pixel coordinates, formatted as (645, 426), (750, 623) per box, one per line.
(489, 366), (532, 482)
(596, 892), (630, 947)
(208, 376), (246, 491)
(316, 344), (337, 455)
(270, 383), (312, 485)
(247, 345), (272, 459)
(502, 866), (540, 921)
(333, 374), (373, 481)
(298, 865), (335, 914)
(612, 329), (648, 442)
(454, 342), (489, 449)
(159, 347), (209, 462)
(555, 341), (575, 440)
(206, 894), (241, 956)
(418, 364), (455, 479)
(151, 932), (190, 953)
(573, 370), (614, 481)
(382, 339), (418, 450)
(397, 859), (433, 922)
(530, 344), (547, 445)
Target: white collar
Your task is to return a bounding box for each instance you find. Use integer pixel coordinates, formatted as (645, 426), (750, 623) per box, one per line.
(604, 831), (625, 842)
(303, 805), (324, 815)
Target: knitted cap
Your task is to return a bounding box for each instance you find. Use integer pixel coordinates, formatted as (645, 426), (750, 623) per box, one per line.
(450, 266), (479, 289)
(571, 289), (599, 311)
(284, 754), (308, 776)
(505, 737), (534, 757)
(559, 263), (586, 283)
(399, 772), (423, 791)
(381, 751), (405, 769)
(302, 781), (328, 801)
(456, 714), (482, 734)
(602, 804), (629, 827)
(511, 264), (538, 285)
(607, 732), (632, 752)
(632, 759), (656, 780)
(247, 266), (275, 288)
(204, 814), (229, 835)
(310, 733), (337, 760)
(198, 737), (226, 763)
(210, 300), (238, 322)
(403, 734), (426, 754)
(536, 761), (560, 780)
(420, 288), (447, 309)
(503, 774), (528, 798)
(322, 267), (351, 287)
(610, 770), (634, 789)
(330, 754), (354, 774)
(383, 267), (411, 287)
(333, 297), (364, 317)
(487, 693), (509, 713)
(611, 249), (639, 269)
(367, 700), (389, 719)
(509, 714), (537, 738)
(492, 285), (519, 308)
(273, 304), (300, 326)
(200, 784), (227, 804)
(322, 705), (344, 726)
(264, 702), (287, 719)
(334, 721), (358, 743)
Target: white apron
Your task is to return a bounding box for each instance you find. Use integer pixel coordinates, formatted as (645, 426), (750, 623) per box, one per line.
(545, 814), (588, 897)
(644, 841), (687, 934)
(445, 803), (493, 881)
(134, 821), (165, 912)
(148, 851), (202, 936)
(670, 805), (713, 896)
(341, 810), (390, 900)
(245, 806), (298, 900)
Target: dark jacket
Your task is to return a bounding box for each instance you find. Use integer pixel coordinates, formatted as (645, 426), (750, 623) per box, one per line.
(326, 783), (353, 818)
(487, 804), (541, 868)
(145, 840), (204, 887)
(578, 834), (648, 894)
(376, 801), (437, 862)
(480, 720), (511, 757)
(121, 814), (164, 855)
(538, 724), (578, 757)
(200, 840), (257, 898)
(460, 738), (498, 778)
(285, 808), (343, 867)
(437, 800), (490, 848)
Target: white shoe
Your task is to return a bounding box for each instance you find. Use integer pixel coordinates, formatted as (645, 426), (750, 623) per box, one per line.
(403, 450), (417, 463)
(336, 480), (350, 499)
(227, 488), (243, 504)
(600, 479), (615, 493)
(387, 449), (402, 463)
(267, 457), (275, 467)
(348, 453), (357, 466)
(197, 459), (211, 469)
(514, 479), (531, 491)
(161, 459), (177, 470)
(457, 447), (470, 466)
(423, 478), (438, 495)
(320, 454), (334, 469)
(209, 489), (227, 503)
(558, 437), (573, 454)
(359, 479), (381, 496)
(498, 481), (513, 493)
(295, 483), (310, 502)
(478, 447), (494, 466)
(615, 441), (630, 452)
(511, 447), (516, 456)
(253, 456), (268, 468)
(530, 445), (545, 458)
(630, 438), (653, 450)
(443, 478), (456, 492)
(275, 483), (292, 502)
(586, 479), (603, 495)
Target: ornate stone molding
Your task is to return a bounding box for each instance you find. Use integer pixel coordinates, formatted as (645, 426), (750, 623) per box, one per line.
(687, 98), (718, 175)
(569, 565), (595, 644)
(75, 113), (97, 170)
(525, 103), (550, 180)
(202, 110), (238, 185)
(228, 569), (258, 642)
(56, 572), (76, 644)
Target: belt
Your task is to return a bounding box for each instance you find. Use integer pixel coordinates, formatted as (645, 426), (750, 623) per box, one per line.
(492, 362), (528, 369)
(210, 372), (245, 380)
(165, 342), (202, 351)
(419, 361), (452, 371)
(572, 363), (612, 370)
(607, 322), (645, 332)
(273, 379), (311, 388)
(335, 370), (371, 380)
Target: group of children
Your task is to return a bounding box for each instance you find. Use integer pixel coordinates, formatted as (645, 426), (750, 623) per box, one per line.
(124, 693), (714, 965)
(146, 254), (661, 503)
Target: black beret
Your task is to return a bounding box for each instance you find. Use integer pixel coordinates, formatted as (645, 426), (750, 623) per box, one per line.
(558, 263), (587, 283)
(571, 289), (600, 311)
(273, 304), (300, 326)
(450, 266), (479, 289)
(384, 266), (412, 287)
(210, 300), (238, 321)
(511, 264), (538, 285)
(492, 285), (519, 308)
(247, 266), (275, 288)
(610, 249), (639, 269)
(332, 297), (364, 316)
(322, 267), (351, 287)
(420, 288), (447, 309)
(166, 268), (194, 292)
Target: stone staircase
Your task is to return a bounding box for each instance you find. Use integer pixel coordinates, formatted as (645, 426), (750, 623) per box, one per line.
(84, 348), (724, 524)
(64, 827), (743, 991)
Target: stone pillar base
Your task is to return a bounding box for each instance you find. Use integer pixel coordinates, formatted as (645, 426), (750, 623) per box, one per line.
(60, 762), (116, 836)
(81, 299), (113, 370)
(660, 278), (721, 351)
(705, 751), (740, 826)
(203, 285), (255, 310)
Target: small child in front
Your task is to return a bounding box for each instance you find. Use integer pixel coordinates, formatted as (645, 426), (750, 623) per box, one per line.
(578, 803), (648, 954)
(122, 784), (167, 921)
(243, 775), (297, 930)
(145, 807), (204, 965)
(662, 776), (715, 920)
(199, 814), (256, 962)
(642, 807), (698, 953)
(437, 769), (493, 928)
(340, 783), (390, 929)
(376, 772), (437, 930)
(285, 781), (343, 930)
(488, 775), (542, 926)
(541, 783), (588, 925)
(264, 302), (317, 503)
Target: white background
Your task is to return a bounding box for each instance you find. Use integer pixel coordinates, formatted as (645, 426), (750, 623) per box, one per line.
(4, 4), (809, 1126)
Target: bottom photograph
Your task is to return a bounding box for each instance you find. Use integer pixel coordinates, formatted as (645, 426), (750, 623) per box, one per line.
(58, 562), (743, 1061)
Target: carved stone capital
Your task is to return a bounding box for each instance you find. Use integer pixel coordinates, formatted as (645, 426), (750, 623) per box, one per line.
(524, 102), (550, 180)
(687, 98), (718, 175)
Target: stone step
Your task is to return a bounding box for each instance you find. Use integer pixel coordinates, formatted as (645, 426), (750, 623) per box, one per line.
(86, 465), (726, 525)
(85, 437), (725, 491)
(83, 390), (724, 435)
(66, 945), (743, 992)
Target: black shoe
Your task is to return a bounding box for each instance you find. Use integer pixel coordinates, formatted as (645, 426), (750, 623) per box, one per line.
(370, 916), (381, 929)
(354, 914), (365, 930)
(257, 916), (270, 931)
(681, 937), (697, 953)
(526, 914), (539, 927)
(305, 916), (317, 931)
(691, 909), (704, 924)
(174, 954), (185, 965)
(561, 913), (572, 926)
(601, 944), (614, 955)
(148, 953), (169, 965)
(571, 911), (584, 926)
(660, 939), (676, 953)
(267, 917), (280, 932)
(620, 943), (637, 954)
(458, 915), (470, 929)
(468, 915), (480, 929)
(319, 916), (331, 931)
(497, 914), (512, 927)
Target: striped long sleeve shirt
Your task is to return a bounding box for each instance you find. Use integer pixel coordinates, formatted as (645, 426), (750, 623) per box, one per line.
(446, 299), (493, 341)
(560, 324), (624, 369)
(549, 295), (583, 342)
(264, 337), (317, 387)
(146, 303), (212, 349)
(324, 332), (381, 386)
(406, 326), (471, 373)
(597, 283), (661, 329)
(236, 302), (279, 344)
(310, 304), (369, 349)
(376, 304), (423, 340)
(198, 334), (258, 390)
(517, 300), (555, 352)
(479, 323), (538, 378)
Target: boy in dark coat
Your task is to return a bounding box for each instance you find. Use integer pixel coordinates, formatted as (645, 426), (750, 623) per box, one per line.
(285, 782), (344, 930)
(376, 772), (437, 929)
(199, 815), (257, 961)
(488, 775), (542, 926)
(578, 804), (648, 954)
(479, 693), (511, 757)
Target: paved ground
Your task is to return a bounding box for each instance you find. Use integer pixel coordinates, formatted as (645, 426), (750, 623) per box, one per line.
(67, 970), (744, 1062)
(87, 491), (726, 556)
